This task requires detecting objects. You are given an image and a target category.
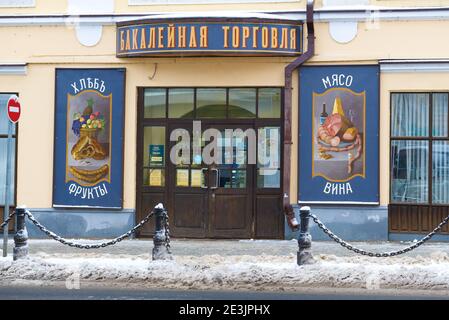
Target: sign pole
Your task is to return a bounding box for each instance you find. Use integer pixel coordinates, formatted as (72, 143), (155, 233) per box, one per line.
(3, 94), (19, 258)
(3, 120), (13, 257)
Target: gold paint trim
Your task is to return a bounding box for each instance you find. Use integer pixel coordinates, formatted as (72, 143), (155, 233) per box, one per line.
(117, 21), (303, 29)
(117, 49), (302, 55)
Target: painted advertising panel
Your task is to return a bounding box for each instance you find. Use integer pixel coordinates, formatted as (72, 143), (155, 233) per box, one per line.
(53, 68), (126, 208)
(299, 65), (379, 204)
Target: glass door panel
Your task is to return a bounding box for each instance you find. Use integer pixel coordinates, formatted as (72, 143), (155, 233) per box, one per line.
(213, 128), (250, 189)
(142, 126), (165, 187)
(257, 126), (281, 189)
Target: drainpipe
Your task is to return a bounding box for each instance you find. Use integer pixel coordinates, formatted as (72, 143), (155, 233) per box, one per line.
(283, 0), (315, 229)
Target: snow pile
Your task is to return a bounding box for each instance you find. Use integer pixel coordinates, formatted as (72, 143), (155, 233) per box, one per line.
(1, 252), (449, 291)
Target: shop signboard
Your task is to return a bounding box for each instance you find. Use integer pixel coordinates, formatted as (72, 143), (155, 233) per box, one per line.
(298, 65), (379, 204)
(53, 68), (126, 208)
(116, 19), (302, 57)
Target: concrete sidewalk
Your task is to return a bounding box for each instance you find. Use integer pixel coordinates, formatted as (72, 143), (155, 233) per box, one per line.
(1, 238), (449, 258)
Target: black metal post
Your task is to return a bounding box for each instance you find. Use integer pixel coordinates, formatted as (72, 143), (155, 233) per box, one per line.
(297, 206), (314, 266)
(13, 207), (28, 261)
(152, 204), (173, 261)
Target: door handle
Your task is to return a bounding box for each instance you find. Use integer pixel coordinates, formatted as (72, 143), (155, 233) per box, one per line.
(201, 168), (208, 189)
(211, 168), (219, 190)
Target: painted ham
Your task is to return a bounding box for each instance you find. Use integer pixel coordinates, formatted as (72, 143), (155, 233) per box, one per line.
(318, 113), (354, 146)
(324, 113), (352, 137)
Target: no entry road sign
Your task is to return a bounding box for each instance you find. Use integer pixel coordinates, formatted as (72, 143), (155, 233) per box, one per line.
(6, 95), (20, 123)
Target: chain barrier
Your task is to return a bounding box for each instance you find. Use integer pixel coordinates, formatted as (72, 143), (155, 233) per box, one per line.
(163, 209), (171, 253)
(25, 209), (155, 249)
(0, 211), (16, 230)
(310, 212), (449, 257)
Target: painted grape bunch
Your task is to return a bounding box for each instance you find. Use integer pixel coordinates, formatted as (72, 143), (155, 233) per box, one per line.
(72, 98), (106, 136)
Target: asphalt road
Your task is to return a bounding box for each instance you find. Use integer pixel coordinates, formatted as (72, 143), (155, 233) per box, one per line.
(0, 285), (448, 300)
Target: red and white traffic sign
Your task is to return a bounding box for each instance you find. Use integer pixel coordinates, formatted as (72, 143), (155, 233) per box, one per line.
(6, 95), (20, 123)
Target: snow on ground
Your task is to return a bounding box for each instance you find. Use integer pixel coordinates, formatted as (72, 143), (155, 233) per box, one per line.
(1, 251), (449, 291)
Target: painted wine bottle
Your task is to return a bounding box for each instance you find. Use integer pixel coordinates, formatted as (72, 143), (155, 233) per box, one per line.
(320, 103), (328, 125)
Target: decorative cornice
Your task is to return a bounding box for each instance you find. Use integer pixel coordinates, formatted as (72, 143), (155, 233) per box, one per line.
(3, 7), (449, 25)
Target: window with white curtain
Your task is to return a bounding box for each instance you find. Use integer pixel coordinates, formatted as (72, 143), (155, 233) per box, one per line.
(0, 94), (16, 206)
(391, 93), (449, 205)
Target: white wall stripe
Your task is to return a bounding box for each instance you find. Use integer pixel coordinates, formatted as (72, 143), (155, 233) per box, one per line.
(0, 64), (27, 75)
(380, 62), (449, 73)
(0, 0), (34, 8)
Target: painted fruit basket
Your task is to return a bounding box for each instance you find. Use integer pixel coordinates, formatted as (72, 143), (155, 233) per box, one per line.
(79, 127), (99, 139)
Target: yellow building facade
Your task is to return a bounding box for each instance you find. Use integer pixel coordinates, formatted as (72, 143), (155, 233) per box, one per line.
(0, 0), (448, 240)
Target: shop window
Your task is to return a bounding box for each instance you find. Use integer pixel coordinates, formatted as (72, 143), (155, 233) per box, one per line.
(258, 88), (281, 118)
(433, 141), (449, 204)
(144, 87), (282, 120)
(391, 93), (429, 137)
(391, 93), (449, 205)
(433, 94), (448, 137)
(196, 88), (227, 118)
(144, 88), (166, 118)
(168, 88), (194, 118)
(143, 126), (165, 187)
(229, 88), (256, 118)
(0, 94), (16, 207)
(391, 140), (429, 203)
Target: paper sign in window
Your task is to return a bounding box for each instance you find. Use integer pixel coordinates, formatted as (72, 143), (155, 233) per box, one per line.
(191, 169), (202, 187)
(149, 169), (163, 187)
(176, 169), (189, 187)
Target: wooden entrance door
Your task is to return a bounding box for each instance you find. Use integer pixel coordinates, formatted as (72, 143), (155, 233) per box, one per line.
(136, 87), (284, 239)
(205, 124), (254, 238)
(168, 122), (253, 238)
(167, 122), (208, 238)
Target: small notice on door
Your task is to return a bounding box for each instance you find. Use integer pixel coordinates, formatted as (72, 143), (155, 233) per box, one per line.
(149, 169), (163, 186)
(176, 169), (189, 187)
(149, 145), (164, 166)
(191, 169), (202, 188)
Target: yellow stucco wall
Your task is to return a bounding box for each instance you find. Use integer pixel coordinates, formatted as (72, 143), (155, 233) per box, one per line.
(1, 3), (449, 209)
(4, 18), (449, 64)
(2, 60), (289, 209)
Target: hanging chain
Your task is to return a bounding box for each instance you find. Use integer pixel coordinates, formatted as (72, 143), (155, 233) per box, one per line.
(25, 209), (155, 249)
(163, 209), (171, 253)
(0, 211), (16, 230)
(310, 213), (449, 257)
